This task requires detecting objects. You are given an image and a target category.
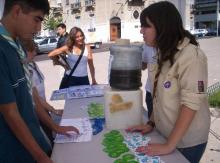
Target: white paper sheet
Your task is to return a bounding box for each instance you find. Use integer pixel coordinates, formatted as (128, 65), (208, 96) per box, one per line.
(67, 84), (107, 99)
(54, 118), (92, 143)
(50, 88), (67, 101)
(50, 84), (107, 100)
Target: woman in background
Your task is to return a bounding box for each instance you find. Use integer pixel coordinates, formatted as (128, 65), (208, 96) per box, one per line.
(48, 27), (97, 89)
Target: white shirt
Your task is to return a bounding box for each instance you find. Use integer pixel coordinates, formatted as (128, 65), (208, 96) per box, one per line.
(65, 46), (89, 77)
(29, 62), (46, 99)
(142, 44), (157, 93)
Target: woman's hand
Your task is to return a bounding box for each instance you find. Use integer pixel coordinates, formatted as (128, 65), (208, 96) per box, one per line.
(136, 143), (175, 156)
(92, 79), (97, 85)
(126, 124), (154, 135)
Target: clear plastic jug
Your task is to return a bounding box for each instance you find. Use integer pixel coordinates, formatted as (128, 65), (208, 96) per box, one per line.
(109, 45), (142, 90)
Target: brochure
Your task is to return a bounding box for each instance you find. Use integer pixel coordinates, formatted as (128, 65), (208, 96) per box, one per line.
(54, 118), (92, 143)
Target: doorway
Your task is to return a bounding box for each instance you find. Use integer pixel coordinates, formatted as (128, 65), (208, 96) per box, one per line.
(110, 17), (121, 41)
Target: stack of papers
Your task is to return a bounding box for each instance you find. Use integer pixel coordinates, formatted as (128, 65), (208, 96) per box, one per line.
(50, 88), (67, 101)
(67, 84), (106, 99)
(54, 118), (92, 143)
(50, 84), (107, 101)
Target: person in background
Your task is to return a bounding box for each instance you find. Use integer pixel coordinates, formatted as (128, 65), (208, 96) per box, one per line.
(48, 27), (97, 89)
(0, 0), (5, 19)
(142, 44), (157, 118)
(127, 1), (210, 163)
(21, 39), (79, 145)
(56, 23), (68, 48)
(52, 23), (69, 69)
(0, 0), (52, 162)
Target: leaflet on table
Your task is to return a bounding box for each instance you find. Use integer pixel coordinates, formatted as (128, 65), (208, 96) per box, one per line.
(50, 88), (67, 101)
(54, 118), (92, 143)
(67, 84), (107, 99)
(50, 84), (107, 100)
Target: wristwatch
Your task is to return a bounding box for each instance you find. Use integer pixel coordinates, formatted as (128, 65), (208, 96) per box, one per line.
(146, 120), (155, 128)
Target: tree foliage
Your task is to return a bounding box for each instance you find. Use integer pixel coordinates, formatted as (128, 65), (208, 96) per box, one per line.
(208, 90), (220, 108)
(43, 11), (63, 31)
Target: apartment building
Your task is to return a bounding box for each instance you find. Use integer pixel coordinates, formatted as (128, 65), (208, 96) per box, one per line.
(194, 0), (220, 29)
(57, 0), (191, 43)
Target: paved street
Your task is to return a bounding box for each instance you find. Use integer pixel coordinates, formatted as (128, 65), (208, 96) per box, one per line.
(35, 37), (220, 163)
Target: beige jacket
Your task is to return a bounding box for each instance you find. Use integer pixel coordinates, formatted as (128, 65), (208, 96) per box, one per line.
(152, 37), (211, 148)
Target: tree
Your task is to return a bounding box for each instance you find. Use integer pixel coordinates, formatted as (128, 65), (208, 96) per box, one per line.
(43, 10), (63, 31)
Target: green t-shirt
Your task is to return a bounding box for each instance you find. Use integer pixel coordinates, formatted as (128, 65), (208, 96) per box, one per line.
(0, 36), (51, 162)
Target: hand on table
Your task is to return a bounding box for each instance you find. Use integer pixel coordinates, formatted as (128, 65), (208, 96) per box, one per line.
(55, 125), (79, 136)
(126, 124), (153, 135)
(92, 80), (97, 85)
(136, 143), (175, 156)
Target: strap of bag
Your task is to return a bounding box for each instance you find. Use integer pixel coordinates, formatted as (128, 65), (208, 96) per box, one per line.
(65, 44), (85, 82)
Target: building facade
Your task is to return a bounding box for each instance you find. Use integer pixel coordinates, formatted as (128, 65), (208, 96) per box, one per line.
(194, 0), (220, 29)
(58, 0), (191, 43)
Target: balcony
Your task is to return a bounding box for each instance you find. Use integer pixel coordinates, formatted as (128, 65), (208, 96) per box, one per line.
(195, 0), (216, 5)
(85, 0), (95, 6)
(127, 0), (145, 6)
(85, 0), (95, 11)
(66, 0), (69, 5)
(88, 28), (96, 32)
(71, 2), (81, 14)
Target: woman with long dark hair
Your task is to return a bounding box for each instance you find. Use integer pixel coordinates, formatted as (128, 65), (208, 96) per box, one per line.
(49, 27), (97, 89)
(127, 2), (210, 163)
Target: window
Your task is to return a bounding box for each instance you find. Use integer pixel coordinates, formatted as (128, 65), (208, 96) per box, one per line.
(40, 39), (48, 45)
(50, 38), (57, 43)
(66, 0), (69, 5)
(133, 10), (139, 19)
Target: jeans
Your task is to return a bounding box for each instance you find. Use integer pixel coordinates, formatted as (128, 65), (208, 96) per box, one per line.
(145, 91), (153, 118)
(178, 142), (207, 163)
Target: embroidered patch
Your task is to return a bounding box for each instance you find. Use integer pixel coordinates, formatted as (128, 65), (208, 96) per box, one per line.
(164, 81), (171, 88)
(198, 81), (204, 92)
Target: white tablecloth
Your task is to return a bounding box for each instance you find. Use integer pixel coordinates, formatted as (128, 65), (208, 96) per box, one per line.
(51, 97), (189, 163)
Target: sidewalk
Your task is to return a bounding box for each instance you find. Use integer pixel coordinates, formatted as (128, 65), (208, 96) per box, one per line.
(36, 37), (220, 163)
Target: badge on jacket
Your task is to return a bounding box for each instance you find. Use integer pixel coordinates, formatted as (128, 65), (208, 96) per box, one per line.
(164, 81), (171, 88)
(198, 81), (204, 93)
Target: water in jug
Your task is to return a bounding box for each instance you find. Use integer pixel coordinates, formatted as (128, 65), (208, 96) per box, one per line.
(109, 44), (142, 90)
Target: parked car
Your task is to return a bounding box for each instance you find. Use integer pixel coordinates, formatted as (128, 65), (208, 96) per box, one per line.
(190, 29), (208, 37)
(206, 28), (217, 36)
(34, 36), (45, 44)
(36, 37), (58, 54)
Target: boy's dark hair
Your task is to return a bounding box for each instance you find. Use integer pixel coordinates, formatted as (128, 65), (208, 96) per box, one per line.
(3, 0), (50, 16)
(57, 23), (66, 29)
